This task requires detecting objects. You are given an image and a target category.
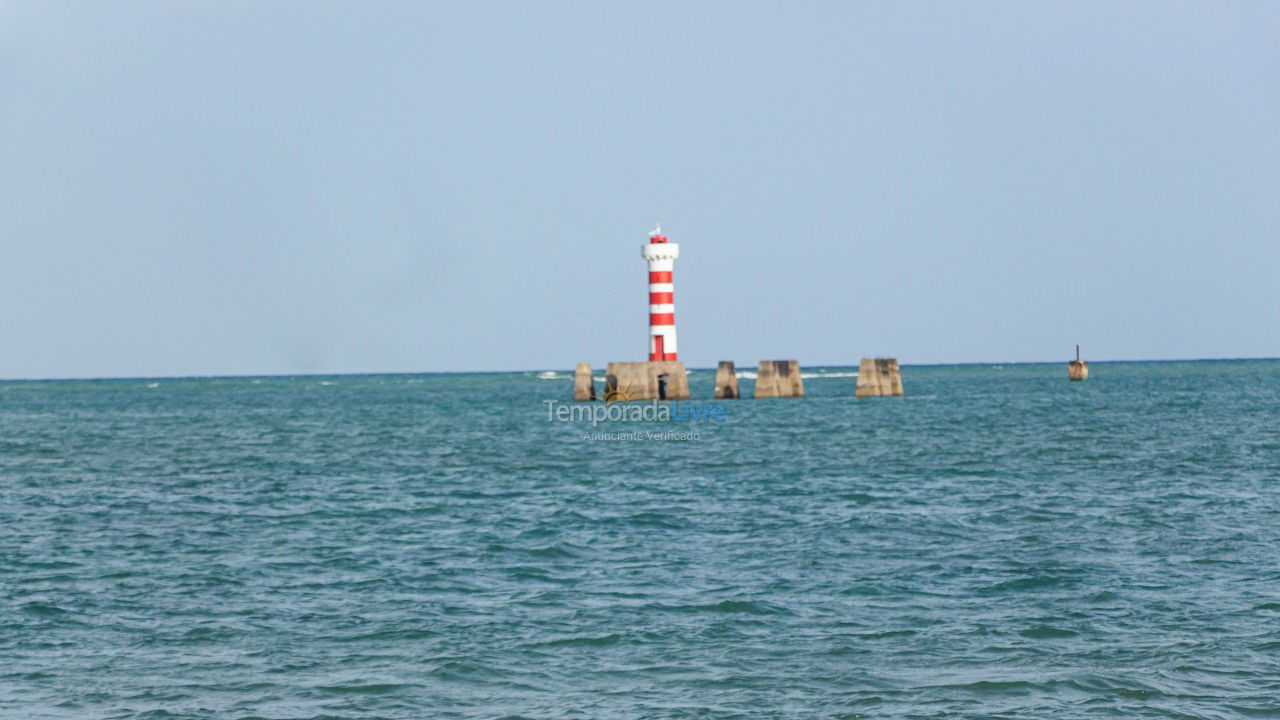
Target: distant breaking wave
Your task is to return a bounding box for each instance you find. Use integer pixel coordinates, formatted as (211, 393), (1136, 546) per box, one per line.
(801, 372), (856, 379)
(736, 371), (857, 379)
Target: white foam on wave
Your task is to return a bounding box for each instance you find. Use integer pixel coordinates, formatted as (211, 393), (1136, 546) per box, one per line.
(736, 370), (857, 379)
(537, 371), (560, 380)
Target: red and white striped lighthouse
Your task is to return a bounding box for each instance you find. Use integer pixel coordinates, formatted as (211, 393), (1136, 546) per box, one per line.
(643, 224), (680, 361)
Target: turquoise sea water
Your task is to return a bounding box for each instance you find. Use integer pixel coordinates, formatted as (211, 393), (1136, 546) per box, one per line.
(3, 361), (1280, 719)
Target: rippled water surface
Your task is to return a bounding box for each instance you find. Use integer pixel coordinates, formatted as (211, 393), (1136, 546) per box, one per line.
(3, 361), (1280, 719)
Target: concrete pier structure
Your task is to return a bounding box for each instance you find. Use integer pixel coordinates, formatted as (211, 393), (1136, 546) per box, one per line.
(855, 358), (904, 397)
(753, 360), (804, 399)
(573, 363), (596, 401)
(714, 361), (739, 399)
(1068, 345), (1088, 381)
(605, 361), (690, 401)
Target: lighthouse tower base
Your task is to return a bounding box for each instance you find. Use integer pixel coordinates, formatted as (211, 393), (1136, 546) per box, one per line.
(604, 362), (689, 401)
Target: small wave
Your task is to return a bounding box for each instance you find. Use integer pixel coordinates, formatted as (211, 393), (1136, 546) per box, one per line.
(661, 599), (789, 615)
(524, 544), (581, 559)
(21, 601), (71, 617)
(625, 511), (689, 529)
(537, 371), (560, 379)
(735, 371), (757, 379)
(927, 679), (1047, 695)
(845, 628), (917, 638)
(316, 682), (410, 695)
(527, 633), (623, 649)
(1019, 625), (1079, 639)
(982, 574), (1079, 593)
(145, 382), (159, 388)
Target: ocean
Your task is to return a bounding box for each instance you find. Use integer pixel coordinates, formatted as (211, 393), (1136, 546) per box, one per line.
(2, 360), (1279, 719)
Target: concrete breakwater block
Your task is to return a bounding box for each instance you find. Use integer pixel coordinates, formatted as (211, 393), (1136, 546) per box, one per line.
(753, 360), (804, 398)
(604, 361), (690, 401)
(1068, 345), (1088, 381)
(714, 361), (739, 399)
(573, 363), (596, 401)
(855, 358), (904, 397)
(1068, 361), (1089, 381)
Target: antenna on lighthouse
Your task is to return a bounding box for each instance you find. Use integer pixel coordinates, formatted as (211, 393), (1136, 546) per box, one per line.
(649, 222), (662, 237)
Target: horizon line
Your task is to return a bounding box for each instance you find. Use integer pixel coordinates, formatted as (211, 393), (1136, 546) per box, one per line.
(2, 355), (1277, 383)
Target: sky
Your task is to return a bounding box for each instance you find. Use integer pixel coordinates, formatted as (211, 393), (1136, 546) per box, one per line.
(1, 1), (1277, 379)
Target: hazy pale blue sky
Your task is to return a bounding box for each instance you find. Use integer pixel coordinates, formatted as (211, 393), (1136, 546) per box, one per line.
(1, 1), (1276, 379)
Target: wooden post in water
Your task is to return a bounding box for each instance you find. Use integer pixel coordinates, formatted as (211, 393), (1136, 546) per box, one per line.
(1068, 345), (1089, 382)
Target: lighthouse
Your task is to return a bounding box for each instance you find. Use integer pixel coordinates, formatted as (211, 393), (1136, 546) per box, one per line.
(643, 224), (680, 362)
(591, 225), (690, 400)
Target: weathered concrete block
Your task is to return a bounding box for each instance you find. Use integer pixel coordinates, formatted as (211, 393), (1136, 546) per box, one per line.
(604, 361), (690, 401)
(1068, 361), (1089, 381)
(855, 358), (904, 397)
(714, 361), (739, 399)
(1068, 345), (1088, 381)
(573, 363), (596, 401)
(754, 360), (804, 398)
(650, 361), (690, 400)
